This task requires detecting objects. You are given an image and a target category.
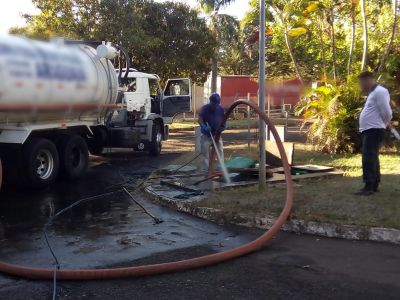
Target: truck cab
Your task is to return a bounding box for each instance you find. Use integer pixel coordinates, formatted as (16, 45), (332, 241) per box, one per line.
(90, 69), (192, 156)
(117, 69), (192, 124)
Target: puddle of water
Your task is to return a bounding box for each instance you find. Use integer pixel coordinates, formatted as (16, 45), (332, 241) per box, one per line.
(0, 153), (258, 286)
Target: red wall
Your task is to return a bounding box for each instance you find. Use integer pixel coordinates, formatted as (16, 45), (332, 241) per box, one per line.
(219, 76), (304, 109)
(267, 78), (304, 107)
(220, 76), (259, 108)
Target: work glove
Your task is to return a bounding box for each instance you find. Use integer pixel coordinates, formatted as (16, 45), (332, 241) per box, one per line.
(200, 123), (211, 134)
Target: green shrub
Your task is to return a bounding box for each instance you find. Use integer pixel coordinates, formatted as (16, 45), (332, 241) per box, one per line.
(296, 78), (364, 154)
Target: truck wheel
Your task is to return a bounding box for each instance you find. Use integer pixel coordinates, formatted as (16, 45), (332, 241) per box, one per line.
(88, 143), (104, 156)
(23, 138), (59, 188)
(58, 135), (89, 180)
(88, 127), (107, 156)
(0, 158), (2, 191)
(149, 124), (163, 156)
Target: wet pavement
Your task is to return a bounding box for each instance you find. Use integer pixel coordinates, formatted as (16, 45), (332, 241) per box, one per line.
(0, 149), (261, 296)
(0, 139), (399, 299)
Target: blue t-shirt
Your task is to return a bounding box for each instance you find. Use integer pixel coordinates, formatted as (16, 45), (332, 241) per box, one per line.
(199, 104), (225, 135)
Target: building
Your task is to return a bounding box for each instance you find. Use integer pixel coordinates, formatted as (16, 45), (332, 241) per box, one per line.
(203, 75), (304, 110)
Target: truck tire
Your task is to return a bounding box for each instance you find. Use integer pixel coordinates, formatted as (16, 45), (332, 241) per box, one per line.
(0, 158), (2, 191)
(88, 144), (104, 156)
(58, 134), (89, 180)
(88, 127), (107, 156)
(149, 124), (163, 156)
(22, 138), (59, 188)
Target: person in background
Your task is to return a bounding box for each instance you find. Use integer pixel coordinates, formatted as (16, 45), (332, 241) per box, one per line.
(198, 93), (227, 172)
(356, 71), (392, 196)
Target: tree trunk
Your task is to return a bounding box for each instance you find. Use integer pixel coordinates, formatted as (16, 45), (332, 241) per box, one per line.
(377, 0), (398, 75)
(319, 16), (327, 79)
(211, 56), (218, 93)
(360, 0), (368, 71)
(329, 5), (338, 81)
(283, 25), (304, 85)
(271, 5), (304, 85)
(347, 4), (356, 76)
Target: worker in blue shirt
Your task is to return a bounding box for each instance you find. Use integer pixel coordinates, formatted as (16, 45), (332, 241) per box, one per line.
(198, 93), (227, 172)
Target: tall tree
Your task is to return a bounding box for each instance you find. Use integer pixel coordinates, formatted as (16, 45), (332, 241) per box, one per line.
(219, 22), (259, 75)
(376, 0), (399, 75)
(328, 2), (338, 81)
(197, 0), (238, 92)
(270, 1), (306, 85)
(10, 0), (101, 39)
(10, 0), (217, 84)
(360, 0), (368, 71)
(347, 0), (358, 76)
(317, 14), (328, 79)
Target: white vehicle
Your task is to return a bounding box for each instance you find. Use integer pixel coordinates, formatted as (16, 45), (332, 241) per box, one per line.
(0, 35), (192, 188)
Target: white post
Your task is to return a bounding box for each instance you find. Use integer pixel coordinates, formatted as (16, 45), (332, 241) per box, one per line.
(258, 0), (267, 191)
(247, 93), (251, 150)
(193, 83), (196, 118)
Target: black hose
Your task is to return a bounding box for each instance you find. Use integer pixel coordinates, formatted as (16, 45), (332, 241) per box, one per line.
(44, 189), (124, 300)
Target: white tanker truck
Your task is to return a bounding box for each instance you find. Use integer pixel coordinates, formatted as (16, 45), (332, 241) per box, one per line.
(0, 35), (192, 189)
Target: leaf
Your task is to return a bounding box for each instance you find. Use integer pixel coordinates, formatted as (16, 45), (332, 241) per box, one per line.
(296, 18), (308, 26)
(288, 27), (307, 37)
(304, 2), (319, 14)
(315, 86), (333, 95)
(266, 27), (274, 36)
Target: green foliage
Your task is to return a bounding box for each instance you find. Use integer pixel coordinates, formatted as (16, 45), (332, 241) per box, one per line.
(11, 0), (217, 84)
(237, 0), (400, 153)
(240, 0), (400, 83)
(296, 78), (364, 154)
(126, 1), (217, 84)
(218, 17), (259, 75)
(198, 0), (237, 13)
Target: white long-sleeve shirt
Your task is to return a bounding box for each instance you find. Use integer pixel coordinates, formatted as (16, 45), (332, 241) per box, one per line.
(359, 85), (392, 132)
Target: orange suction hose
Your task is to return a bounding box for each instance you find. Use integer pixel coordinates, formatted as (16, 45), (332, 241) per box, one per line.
(0, 100), (293, 280)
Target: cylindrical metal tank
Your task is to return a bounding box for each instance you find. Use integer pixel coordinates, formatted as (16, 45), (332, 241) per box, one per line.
(0, 35), (119, 124)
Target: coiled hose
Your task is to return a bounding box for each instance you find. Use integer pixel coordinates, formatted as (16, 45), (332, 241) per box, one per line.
(0, 100), (293, 280)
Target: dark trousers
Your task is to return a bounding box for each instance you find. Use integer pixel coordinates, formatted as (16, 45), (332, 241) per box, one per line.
(361, 128), (385, 185)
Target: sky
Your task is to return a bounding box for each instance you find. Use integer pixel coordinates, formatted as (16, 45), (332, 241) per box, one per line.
(0, 0), (250, 34)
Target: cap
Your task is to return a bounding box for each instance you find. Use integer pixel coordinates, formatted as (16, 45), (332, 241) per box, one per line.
(209, 93), (221, 105)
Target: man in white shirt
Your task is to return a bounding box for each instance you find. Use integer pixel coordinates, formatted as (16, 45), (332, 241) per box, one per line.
(356, 71), (392, 196)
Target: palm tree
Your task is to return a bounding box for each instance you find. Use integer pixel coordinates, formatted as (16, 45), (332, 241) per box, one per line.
(197, 0), (238, 93)
(328, 3), (338, 81)
(270, 1), (305, 85)
(360, 0), (368, 71)
(376, 0), (399, 75)
(347, 0), (358, 76)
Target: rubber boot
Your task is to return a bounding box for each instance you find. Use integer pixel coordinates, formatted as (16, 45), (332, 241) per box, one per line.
(373, 182), (380, 193)
(355, 183), (375, 196)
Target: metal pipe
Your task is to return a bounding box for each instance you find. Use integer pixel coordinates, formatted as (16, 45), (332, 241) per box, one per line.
(247, 94), (251, 150)
(258, 0), (267, 191)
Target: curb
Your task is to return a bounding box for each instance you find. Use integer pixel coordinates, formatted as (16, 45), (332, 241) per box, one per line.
(168, 126), (259, 133)
(145, 186), (400, 245)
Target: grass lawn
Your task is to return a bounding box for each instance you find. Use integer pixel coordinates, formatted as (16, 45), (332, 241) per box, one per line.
(197, 144), (400, 229)
(169, 121), (197, 130)
(169, 117), (303, 131)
